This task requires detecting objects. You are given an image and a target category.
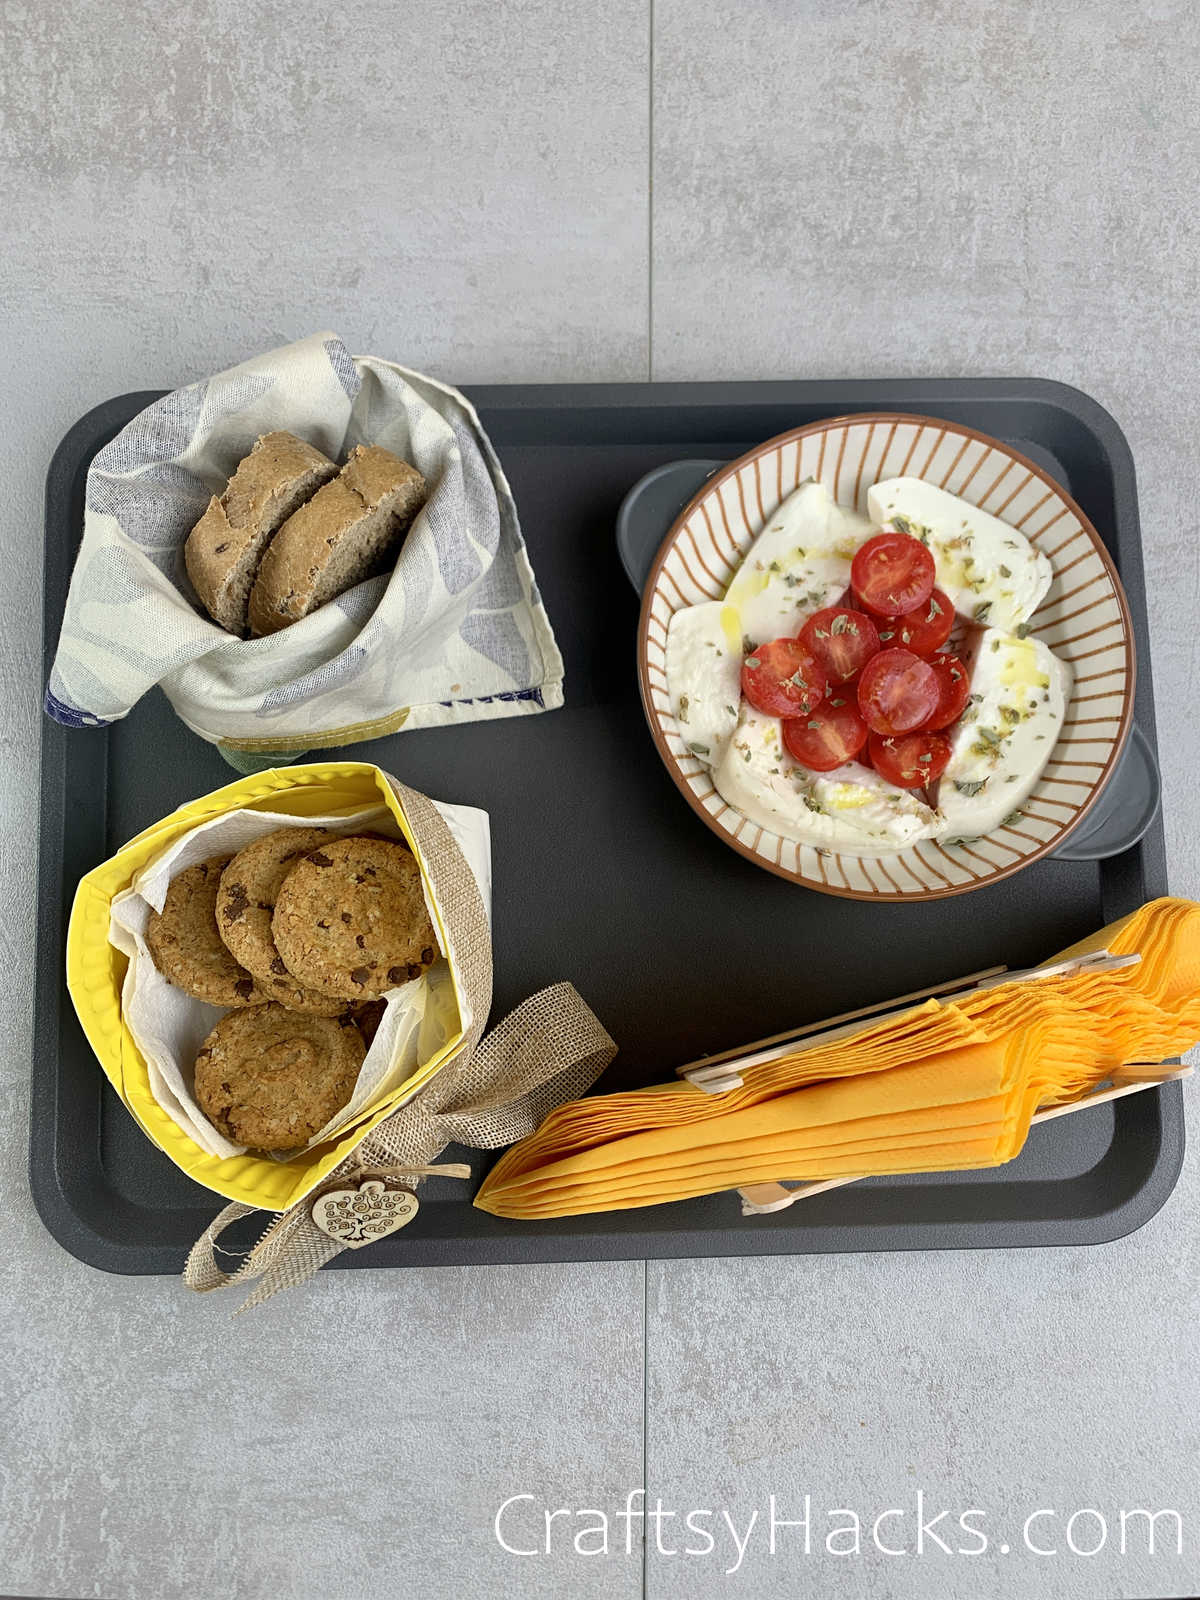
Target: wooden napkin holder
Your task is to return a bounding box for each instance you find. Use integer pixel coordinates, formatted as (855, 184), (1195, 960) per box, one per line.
(673, 951), (1192, 1217)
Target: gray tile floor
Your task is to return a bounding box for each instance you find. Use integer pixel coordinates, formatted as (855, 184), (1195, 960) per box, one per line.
(3, 2), (1198, 1596)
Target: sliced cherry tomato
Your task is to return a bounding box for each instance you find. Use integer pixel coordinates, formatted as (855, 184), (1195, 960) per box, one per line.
(799, 607), (880, 684)
(888, 588), (954, 655)
(923, 650), (972, 730)
(740, 637), (827, 719)
(868, 731), (952, 789)
(856, 648), (939, 736)
(782, 697), (869, 772)
(841, 678), (874, 768)
(850, 532), (936, 617)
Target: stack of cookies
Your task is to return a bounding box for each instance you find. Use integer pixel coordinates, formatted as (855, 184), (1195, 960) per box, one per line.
(145, 829), (438, 1151)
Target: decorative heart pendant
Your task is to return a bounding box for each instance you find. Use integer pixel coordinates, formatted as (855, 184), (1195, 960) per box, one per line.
(311, 1178), (419, 1248)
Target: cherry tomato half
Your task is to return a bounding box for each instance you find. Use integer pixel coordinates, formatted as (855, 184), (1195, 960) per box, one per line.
(782, 697), (869, 772)
(799, 607), (881, 684)
(886, 588), (954, 656)
(850, 532), (936, 617)
(856, 648), (939, 736)
(741, 637), (827, 719)
(923, 651), (972, 730)
(868, 731), (952, 789)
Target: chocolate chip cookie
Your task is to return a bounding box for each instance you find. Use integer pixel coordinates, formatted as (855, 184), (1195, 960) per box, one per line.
(215, 828), (346, 1015)
(272, 836), (438, 1002)
(193, 1003), (366, 1150)
(145, 856), (269, 1007)
(350, 998), (388, 1048)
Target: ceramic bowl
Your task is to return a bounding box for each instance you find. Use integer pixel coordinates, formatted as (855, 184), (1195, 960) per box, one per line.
(637, 413), (1135, 900)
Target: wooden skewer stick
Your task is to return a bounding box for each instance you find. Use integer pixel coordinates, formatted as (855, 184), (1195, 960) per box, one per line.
(1108, 1061), (1188, 1084)
(1034, 1064), (1190, 1111)
(683, 950), (1141, 1093)
(738, 1178), (849, 1212)
(678, 965), (1009, 1084)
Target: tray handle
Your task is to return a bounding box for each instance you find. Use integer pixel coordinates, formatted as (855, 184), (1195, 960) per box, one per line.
(616, 458), (727, 595)
(1049, 721), (1160, 861)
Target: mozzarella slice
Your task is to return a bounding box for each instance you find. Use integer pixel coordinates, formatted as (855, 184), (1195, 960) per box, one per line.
(936, 628), (1072, 840)
(664, 601), (743, 768)
(866, 477), (1052, 630)
(724, 479), (874, 647)
(714, 703), (937, 856)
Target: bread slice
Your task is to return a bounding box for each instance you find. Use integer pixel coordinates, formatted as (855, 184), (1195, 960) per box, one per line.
(247, 445), (426, 637)
(185, 432), (337, 635)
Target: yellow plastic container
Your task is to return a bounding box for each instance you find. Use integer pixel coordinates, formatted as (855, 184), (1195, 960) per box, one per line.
(67, 762), (468, 1210)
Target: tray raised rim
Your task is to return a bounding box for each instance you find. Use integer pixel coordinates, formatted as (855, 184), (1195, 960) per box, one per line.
(32, 377), (1183, 1273)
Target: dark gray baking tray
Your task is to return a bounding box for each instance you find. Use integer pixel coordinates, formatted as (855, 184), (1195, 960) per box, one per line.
(34, 379), (1182, 1273)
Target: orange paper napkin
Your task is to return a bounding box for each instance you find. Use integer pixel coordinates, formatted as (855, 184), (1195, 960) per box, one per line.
(475, 898), (1200, 1220)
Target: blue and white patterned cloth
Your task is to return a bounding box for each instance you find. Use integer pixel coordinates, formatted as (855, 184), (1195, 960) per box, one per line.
(47, 333), (565, 764)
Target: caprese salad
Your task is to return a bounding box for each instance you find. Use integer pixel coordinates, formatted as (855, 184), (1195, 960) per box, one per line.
(665, 476), (1071, 857)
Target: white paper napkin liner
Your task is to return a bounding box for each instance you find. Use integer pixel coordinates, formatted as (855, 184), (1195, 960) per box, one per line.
(108, 798), (491, 1159)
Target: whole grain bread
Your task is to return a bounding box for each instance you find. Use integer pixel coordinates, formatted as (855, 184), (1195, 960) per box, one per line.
(184, 432), (337, 635)
(247, 445), (426, 636)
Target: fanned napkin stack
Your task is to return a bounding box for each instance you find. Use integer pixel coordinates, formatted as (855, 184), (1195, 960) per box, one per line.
(474, 898), (1200, 1219)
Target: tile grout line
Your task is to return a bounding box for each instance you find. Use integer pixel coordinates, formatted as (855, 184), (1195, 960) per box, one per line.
(647, 0), (654, 383)
(643, 16), (654, 1586)
(644, 14), (655, 1596)
(641, 1257), (650, 1599)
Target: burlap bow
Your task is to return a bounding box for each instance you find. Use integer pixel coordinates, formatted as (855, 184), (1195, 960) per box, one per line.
(183, 779), (616, 1309)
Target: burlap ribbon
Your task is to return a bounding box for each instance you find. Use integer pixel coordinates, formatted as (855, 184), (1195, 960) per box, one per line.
(183, 779), (616, 1310)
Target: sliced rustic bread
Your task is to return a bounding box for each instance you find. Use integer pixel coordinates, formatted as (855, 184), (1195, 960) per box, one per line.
(184, 432), (337, 635)
(247, 445), (426, 637)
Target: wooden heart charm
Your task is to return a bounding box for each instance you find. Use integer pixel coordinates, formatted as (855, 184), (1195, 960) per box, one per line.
(311, 1178), (418, 1248)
